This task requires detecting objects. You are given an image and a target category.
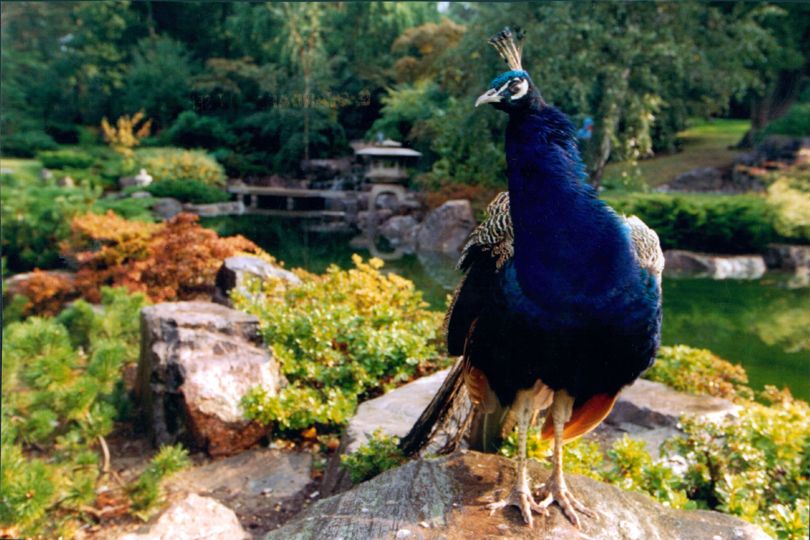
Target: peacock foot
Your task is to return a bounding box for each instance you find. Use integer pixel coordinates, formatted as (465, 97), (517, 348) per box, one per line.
(487, 486), (547, 528)
(535, 474), (595, 528)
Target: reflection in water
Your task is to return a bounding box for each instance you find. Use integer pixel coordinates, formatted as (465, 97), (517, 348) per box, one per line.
(201, 217), (810, 400)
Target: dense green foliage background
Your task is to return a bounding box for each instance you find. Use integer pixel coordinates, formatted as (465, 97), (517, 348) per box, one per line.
(2, 2), (807, 182)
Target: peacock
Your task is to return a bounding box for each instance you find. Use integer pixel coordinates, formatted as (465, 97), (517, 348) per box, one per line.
(400, 28), (664, 528)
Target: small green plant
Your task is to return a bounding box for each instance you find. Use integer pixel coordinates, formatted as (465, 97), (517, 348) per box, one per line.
(341, 430), (407, 483)
(127, 444), (191, 520)
(237, 255), (444, 431)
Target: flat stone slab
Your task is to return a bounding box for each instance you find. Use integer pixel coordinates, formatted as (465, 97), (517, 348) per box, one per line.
(664, 250), (766, 279)
(268, 452), (771, 540)
(608, 379), (738, 428)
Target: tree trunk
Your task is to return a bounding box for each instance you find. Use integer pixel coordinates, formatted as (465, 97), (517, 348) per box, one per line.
(738, 69), (805, 148)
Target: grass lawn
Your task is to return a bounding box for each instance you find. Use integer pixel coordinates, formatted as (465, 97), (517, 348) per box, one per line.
(0, 157), (42, 184)
(603, 118), (750, 187)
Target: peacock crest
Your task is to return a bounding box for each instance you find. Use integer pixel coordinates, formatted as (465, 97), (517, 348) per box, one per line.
(488, 26), (525, 71)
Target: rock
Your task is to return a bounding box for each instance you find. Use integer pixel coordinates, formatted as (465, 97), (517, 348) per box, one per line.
(321, 369), (461, 496)
(119, 493), (249, 540)
(665, 167), (724, 192)
(756, 135), (801, 163)
(214, 255), (301, 307)
(379, 215), (420, 251)
(184, 201), (244, 217)
(167, 448), (312, 520)
(40, 168), (54, 181)
(416, 200), (476, 255)
(269, 452), (771, 540)
(119, 169), (154, 189)
(664, 250), (766, 279)
(150, 198), (183, 220)
(57, 175), (75, 188)
(764, 244), (810, 271)
(608, 379), (737, 428)
(135, 301), (283, 456)
(130, 191), (152, 199)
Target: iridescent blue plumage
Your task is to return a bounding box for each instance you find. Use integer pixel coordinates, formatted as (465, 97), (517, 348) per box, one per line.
(401, 27), (663, 528)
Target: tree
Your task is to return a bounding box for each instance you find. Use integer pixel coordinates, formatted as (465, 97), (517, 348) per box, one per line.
(124, 36), (195, 129)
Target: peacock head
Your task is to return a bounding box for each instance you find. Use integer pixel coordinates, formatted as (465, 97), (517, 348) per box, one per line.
(475, 27), (542, 112)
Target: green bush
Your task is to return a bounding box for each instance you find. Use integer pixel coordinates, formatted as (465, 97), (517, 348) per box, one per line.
(644, 345), (753, 401)
(1, 131), (58, 157)
(165, 111), (237, 149)
(0, 288), (154, 537)
(762, 103), (810, 139)
(93, 196), (156, 221)
(145, 179), (230, 204)
(767, 164), (810, 242)
(237, 255), (445, 431)
(37, 149), (96, 170)
(603, 193), (787, 253)
(341, 430), (407, 483)
(135, 147), (226, 186)
(0, 175), (99, 272)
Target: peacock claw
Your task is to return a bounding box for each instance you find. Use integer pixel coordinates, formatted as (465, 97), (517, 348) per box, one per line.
(535, 475), (595, 528)
(487, 487), (547, 528)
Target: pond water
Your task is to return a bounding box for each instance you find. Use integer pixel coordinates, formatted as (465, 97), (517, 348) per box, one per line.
(204, 216), (810, 400)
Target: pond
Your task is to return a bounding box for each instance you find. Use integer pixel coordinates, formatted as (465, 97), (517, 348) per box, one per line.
(204, 216), (810, 400)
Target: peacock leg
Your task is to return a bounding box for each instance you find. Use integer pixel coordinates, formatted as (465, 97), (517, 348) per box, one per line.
(535, 390), (596, 528)
(486, 389), (546, 527)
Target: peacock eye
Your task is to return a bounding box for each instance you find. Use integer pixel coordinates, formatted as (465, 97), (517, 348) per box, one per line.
(509, 81), (523, 93)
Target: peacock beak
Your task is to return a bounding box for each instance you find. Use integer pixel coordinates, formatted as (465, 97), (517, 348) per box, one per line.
(475, 89), (501, 107)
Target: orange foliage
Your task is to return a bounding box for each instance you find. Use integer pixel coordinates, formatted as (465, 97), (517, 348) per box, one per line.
(8, 270), (77, 317)
(64, 212), (260, 302)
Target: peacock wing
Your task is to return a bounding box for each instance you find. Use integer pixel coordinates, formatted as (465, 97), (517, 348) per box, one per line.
(622, 214), (664, 284)
(445, 191), (514, 355)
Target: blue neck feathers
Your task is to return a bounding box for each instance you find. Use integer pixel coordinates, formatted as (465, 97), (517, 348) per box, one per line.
(504, 106), (639, 310)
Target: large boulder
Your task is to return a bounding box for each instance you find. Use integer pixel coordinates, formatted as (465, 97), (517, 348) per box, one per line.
(135, 301), (283, 456)
(119, 493), (249, 540)
(268, 452), (770, 540)
(214, 255), (301, 307)
(379, 215), (420, 251)
(664, 250), (766, 279)
(416, 200), (476, 255)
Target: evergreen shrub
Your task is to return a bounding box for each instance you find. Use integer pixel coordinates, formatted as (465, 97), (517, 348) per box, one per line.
(1, 131), (58, 157)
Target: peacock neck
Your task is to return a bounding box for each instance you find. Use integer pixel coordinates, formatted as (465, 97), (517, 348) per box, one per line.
(504, 107), (637, 307)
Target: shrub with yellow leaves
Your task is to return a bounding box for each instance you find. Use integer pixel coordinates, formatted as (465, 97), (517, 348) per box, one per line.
(100, 111), (153, 160)
(236, 254), (446, 431)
